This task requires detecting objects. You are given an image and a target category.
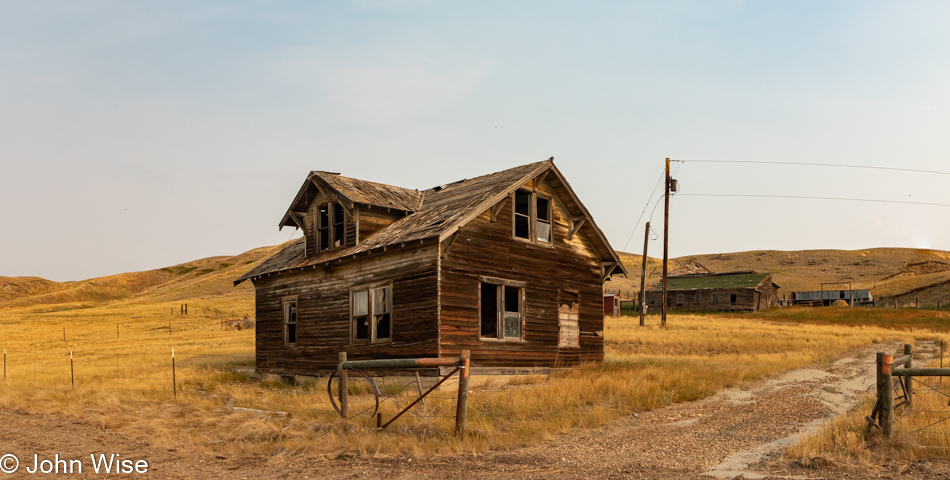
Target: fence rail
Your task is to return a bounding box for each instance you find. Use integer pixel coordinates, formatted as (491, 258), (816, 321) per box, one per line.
(869, 343), (950, 437)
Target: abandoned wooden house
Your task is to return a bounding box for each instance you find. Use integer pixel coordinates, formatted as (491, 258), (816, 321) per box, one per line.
(645, 271), (779, 312)
(234, 159), (627, 375)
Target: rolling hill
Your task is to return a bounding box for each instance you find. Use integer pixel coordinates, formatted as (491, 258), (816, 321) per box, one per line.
(4, 243), (950, 311)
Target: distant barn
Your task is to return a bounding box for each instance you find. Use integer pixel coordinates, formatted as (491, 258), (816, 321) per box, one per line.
(645, 271), (779, 312)
(791, 289), (873, 307)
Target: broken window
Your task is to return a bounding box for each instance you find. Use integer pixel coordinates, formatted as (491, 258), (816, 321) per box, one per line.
(536, 196), (552, 243)
(479, 280), (524, 341)
(514, 190), (531, 240)
(283, 298), (298, 346)
(513, 189), (554, 244)
(712, 294), (718, 303)
(351, 285), (392, 343)
(318, 205), (330, 251)
(730, 294), (737, 305)
(316, 202), (346, 252)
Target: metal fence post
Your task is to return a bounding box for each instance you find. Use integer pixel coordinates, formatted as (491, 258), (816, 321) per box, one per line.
(3, 348), (5, 380)
(904, 343), (913, 411)
(882, 354), (894, 438)
(338, 352), (348, 419)
(455, 350), (471, 435)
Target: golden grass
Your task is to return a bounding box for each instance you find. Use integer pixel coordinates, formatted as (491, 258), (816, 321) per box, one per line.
(0, 302), (935, 458)
(785, 343), (950, 465)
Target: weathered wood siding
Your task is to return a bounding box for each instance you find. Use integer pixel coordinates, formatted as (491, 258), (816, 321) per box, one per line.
(253, 242), (440, 375)
(357, 206), (406, 241)
(439, 180), (605, 367)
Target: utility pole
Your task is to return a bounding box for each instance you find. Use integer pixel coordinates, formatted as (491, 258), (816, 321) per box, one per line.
(639, 221), (650, 327)
(662, 158), (670, 327)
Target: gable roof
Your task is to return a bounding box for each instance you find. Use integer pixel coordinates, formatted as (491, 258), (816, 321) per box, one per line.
(237, 159), (627, 285)
(649, 272), (777, 291)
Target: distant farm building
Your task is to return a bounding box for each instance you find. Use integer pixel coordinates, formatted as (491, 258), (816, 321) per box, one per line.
(645, 271), (780, 312)
(791, 289), (873, 307)
(603, 293), (622, 317)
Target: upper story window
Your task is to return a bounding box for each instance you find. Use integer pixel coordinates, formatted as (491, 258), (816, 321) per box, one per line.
(513, 189), (553, 244)
(351, 284), (392, 344)
(317, 202), (346, 252)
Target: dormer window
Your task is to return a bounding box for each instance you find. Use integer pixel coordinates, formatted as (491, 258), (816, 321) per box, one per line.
(513, 189), (553, 244)
(317, 202), (346, 252)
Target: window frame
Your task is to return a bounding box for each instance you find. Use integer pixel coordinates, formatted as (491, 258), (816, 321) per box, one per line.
(511, 189), (554, 245)
(316, 201), (346, 253)
(478, 277), (526, 342)
(676, 293), (684, 304)
(694, 294), (701, 304)
(282, 296), (299, 347)
(350, 282), (393, 344)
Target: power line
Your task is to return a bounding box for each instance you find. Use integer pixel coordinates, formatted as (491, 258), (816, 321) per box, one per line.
(621, 169), (665, 252)
(678, 193), (950, 208)
(671, 159), (950, 176)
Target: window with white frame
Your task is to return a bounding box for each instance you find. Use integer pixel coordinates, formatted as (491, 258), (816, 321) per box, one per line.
(479, 279), (524, 341)
(513, 189), (553, 244)
(283, 297), (298, 346)
(351, 284), (392, 343)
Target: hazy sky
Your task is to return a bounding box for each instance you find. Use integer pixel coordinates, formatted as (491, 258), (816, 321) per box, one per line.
(2, 1), (949, 281)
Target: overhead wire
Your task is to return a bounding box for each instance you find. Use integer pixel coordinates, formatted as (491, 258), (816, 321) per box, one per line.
(678, 193), (950, 208)
(621, 169), (666, 252)
(671, 159), (950, 176)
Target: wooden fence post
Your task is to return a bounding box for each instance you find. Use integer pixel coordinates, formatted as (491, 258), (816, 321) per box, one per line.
(904, 343), (913, 411)
(338, 352), (348, 419)
(455, 350), (471, 435)
(882, 354), (893, 438)
(70, 351), (74, 388)
(172, 348), (177, 399)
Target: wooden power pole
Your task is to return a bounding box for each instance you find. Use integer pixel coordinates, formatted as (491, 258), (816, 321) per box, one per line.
(639, 221), (650, 327)
(662, 158), (670, 327)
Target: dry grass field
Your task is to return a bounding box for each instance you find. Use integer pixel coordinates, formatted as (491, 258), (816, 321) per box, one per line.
(1, 243), (949, 473)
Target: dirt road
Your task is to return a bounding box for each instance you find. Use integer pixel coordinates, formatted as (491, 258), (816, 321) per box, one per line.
(0, 342), (947, 479)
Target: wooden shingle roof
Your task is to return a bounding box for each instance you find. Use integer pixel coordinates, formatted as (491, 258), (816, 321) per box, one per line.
(236, 159), (626, 285)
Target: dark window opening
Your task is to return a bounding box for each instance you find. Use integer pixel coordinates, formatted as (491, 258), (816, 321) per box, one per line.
(318, 205), (330, 251)
(712, 294), (719, 303)
(514, 190), (531, 240)
(730, 294), (737, 305)
(480, 283), (498, 337)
